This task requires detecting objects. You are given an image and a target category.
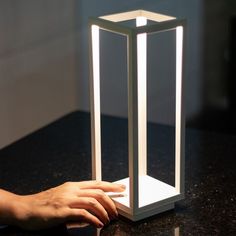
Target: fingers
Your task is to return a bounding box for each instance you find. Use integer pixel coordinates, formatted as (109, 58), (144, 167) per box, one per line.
(75, 189), (118, 219)
(59, 181), (125, 228)
(69, 197), (110, 225)
(67, 208), (104, 228)
(77, 181), (126, 193)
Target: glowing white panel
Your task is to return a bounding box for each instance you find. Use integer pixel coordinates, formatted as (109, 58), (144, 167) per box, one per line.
(136, 16), (147, 176)
(175, 26), (183, 192)
(91, 25), (102, 181)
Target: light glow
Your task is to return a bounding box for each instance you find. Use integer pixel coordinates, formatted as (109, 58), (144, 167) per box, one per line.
(136, 16), (147, 176)
(175, 26), (183, 192)
(91, 25), (102, 181)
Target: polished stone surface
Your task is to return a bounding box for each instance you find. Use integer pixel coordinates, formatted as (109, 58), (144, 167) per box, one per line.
(0, 111), (235, 235)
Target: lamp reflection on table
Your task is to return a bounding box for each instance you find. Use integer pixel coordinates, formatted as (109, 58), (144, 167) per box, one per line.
(67, 223), (180, 236)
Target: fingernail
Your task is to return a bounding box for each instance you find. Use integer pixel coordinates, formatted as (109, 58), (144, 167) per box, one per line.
(111, 211), (118, 220)
(116, 209), (119, 216)
(119, 184), (126, 189)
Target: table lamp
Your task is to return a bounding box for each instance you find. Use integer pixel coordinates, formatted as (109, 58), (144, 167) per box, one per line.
(89, 10), (185, 221)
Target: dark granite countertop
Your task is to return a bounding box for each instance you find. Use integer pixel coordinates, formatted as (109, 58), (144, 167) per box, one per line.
(0, 111), (235, 235)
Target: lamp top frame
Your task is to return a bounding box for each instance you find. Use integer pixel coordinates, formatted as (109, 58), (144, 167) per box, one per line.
(88, 9), (186, 36)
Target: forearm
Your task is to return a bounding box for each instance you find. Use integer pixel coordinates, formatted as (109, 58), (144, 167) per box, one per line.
(0, 189), (19, 226)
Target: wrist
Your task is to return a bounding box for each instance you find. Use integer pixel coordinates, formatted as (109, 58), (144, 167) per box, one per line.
(0, 189), (21, 225)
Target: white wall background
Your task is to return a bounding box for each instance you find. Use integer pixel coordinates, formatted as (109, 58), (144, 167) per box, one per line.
(0, 1), (79, 148)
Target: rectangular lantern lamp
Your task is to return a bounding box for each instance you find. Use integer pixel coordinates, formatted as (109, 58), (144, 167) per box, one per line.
(89, 10), (185, 221)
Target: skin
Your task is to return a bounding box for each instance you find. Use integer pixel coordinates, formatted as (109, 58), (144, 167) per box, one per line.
(0, 181), (126, 230)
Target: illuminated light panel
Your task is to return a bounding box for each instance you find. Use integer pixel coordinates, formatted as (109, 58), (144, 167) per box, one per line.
(136, 16), (147, 176)
(175, 26), (183, 193)
(91, 25), (102, 181)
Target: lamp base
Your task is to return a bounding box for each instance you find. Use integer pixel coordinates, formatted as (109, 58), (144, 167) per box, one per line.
(118, 201), (175, 221)
(108, 175), (183, 221)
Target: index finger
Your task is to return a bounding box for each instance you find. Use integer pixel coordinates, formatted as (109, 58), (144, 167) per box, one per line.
(77, 181), (126, 192)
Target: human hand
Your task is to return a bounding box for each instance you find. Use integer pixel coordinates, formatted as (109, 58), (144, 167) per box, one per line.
(1, 181), (125, 230)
